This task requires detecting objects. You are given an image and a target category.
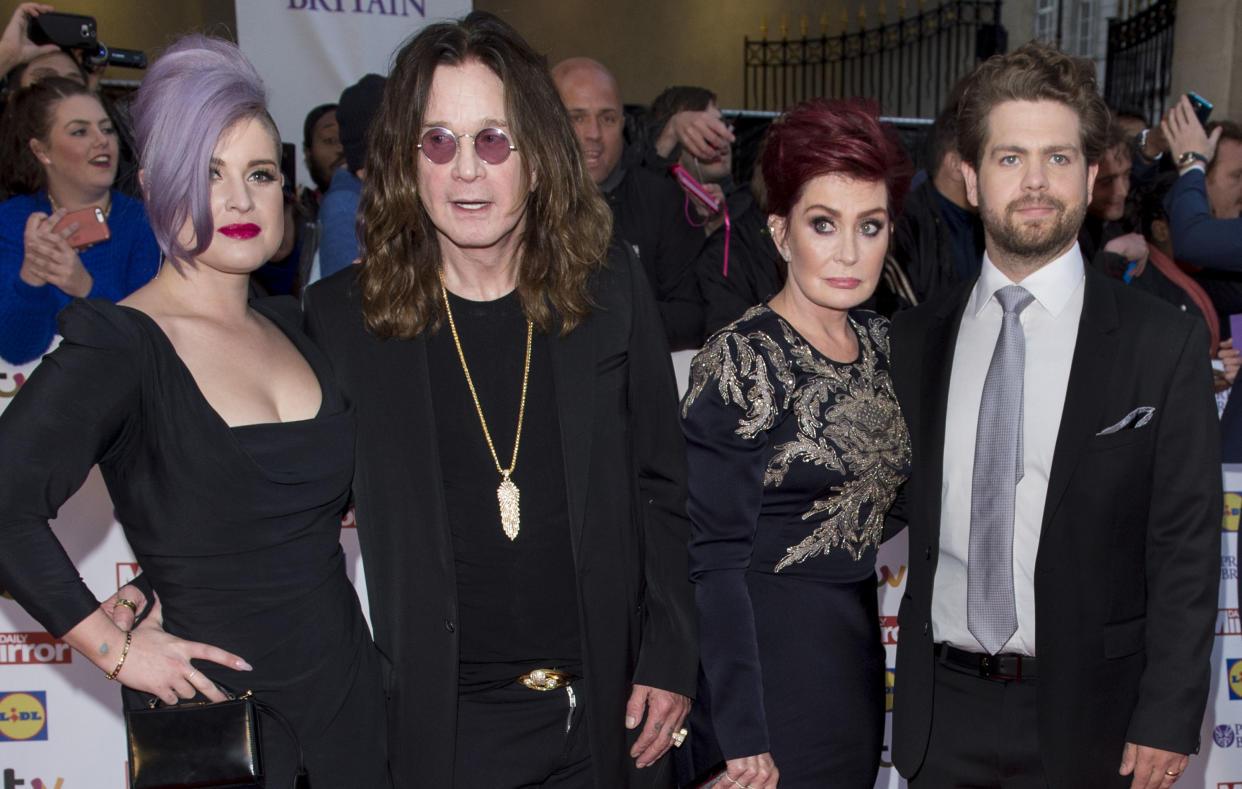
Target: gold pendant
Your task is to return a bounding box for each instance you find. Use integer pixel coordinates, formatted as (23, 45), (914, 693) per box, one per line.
(498, 474), (520, 541)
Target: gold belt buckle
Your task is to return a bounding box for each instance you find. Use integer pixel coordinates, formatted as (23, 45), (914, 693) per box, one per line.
(517, 668), (573, 691)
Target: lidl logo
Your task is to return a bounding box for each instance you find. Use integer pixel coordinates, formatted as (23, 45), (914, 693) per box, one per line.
(884, 668), (895, 713)
(1230, 659), (1242, 700)
(0, 692), (47, 742)
(1226, 493), (1241, 532)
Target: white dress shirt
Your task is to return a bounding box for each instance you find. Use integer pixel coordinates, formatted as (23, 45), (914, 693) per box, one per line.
(932, 245), (1086, 655)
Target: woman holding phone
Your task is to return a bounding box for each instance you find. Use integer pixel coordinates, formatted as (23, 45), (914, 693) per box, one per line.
(0, 36), (387, 784)
(0, 76), (158, 364)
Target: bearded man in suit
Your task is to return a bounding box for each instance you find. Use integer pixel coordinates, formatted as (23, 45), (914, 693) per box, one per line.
(888, 42), (1220, 789)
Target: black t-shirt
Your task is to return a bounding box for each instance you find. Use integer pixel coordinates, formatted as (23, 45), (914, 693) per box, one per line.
(427, 289), (582, 686)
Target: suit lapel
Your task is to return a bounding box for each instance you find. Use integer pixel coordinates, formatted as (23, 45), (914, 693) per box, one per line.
(919, 289), (971, 543)
(1042, 268), (1120, 525)
(549, 321), (595, 560)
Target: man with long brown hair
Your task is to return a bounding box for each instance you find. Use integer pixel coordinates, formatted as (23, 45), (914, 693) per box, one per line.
(302, 11), (695, 789)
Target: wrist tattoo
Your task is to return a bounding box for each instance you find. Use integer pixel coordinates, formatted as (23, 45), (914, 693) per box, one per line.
(99, 642), (110, 655)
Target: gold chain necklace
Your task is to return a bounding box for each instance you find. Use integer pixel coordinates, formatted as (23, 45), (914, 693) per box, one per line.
(438, 271), (532, 541)
(48, 192), (112, 219)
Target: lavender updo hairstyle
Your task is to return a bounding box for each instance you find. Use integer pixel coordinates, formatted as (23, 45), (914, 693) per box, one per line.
(762, 97), (912, 220)
(131, 35), (278, 264)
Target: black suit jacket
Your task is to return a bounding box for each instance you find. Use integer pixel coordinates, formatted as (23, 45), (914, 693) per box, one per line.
(303, 248), (697, 788)
(888, 265), (1221, 788)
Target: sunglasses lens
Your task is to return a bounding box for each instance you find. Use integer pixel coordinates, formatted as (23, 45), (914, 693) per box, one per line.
(474, 128), (512, 165)
(420, 128), (457, 164)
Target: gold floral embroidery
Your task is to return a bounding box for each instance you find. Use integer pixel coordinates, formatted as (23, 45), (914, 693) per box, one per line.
(684, 309), (911, 568)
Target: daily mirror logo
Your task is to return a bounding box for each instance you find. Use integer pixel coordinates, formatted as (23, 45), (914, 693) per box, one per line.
(0, 635), (70, 666)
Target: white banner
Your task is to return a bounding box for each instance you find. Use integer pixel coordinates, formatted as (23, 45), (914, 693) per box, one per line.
(234, 0), (472, 191)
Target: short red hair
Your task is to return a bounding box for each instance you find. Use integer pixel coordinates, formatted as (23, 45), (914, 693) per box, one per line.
(762, 97), (911, 218)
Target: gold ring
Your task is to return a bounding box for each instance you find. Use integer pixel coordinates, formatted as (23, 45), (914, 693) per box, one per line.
(670, 727), (688, 747)
(1165, 770), (1181, 777)
(186, 669), (199, 682)
(114, 598), (137, 613)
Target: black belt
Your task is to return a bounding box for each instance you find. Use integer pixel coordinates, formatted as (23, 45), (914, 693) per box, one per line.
(935, 643), (1037, 681)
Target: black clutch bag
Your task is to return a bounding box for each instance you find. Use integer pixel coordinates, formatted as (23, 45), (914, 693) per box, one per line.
(125, 690), (307, 789)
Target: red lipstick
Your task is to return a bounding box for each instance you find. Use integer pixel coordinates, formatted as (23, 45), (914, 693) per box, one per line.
(219, 223), (261, 239)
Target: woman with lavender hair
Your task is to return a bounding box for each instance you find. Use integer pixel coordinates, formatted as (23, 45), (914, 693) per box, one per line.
(0, 35), (388, 784)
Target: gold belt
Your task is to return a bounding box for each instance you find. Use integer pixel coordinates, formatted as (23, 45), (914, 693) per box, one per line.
(516, 668), (574, 691)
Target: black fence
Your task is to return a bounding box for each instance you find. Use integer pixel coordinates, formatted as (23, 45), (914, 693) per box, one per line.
(1104, 0), (1177, 125)
(743, 1), (1005, 118)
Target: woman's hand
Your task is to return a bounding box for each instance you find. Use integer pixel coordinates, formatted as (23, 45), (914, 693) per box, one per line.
(119, 596), (253, 705)
(21, 209), (94, 296)
(721, 753), (779, 789)
(66, 603), (252, 706)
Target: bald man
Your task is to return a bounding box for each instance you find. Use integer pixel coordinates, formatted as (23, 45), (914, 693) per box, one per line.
(553, 58), (709, 350)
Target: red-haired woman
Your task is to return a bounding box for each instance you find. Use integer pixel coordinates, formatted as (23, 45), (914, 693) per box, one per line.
(681, 98), (912, 789)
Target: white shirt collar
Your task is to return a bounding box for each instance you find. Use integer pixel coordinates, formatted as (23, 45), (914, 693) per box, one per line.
(970, 243), (1086, 318)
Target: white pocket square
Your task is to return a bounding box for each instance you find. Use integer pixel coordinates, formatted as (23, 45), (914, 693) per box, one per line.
(1096, 406), (1155, 436)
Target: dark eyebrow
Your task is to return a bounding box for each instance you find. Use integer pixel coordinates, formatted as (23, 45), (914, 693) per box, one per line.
(209, 157), (278, 168)
(802, 204), (887, 217)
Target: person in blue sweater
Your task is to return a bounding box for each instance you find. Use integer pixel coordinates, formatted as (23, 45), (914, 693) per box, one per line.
(0, 76), (158, 365)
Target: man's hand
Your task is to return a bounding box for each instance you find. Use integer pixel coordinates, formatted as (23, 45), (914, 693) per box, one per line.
(654, 109), (735, 161)
(0, 4), (58, 76)
(1219, 338), (1240, 390)
(1103, 232), (1150, 278)
(1161, 95), (1222, 166)
(100, 582), (149, 631)
(624, 683), (691, 769)
(723, 753), (779, 789)
(1119, 741), (1189, 789)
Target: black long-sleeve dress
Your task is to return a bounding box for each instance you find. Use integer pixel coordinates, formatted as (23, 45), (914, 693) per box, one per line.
(0, 298), (387, 786)
(681, 304), (910, 787)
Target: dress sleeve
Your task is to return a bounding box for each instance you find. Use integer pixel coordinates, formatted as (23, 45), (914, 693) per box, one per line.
(0, 300), (141, 636)
(0, 205), (61, 365)
(680, 329), (779, 759)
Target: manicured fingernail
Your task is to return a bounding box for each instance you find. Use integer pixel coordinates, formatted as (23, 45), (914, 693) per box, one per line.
(625, 716), (636, 728)
(238, 660), (253, 671)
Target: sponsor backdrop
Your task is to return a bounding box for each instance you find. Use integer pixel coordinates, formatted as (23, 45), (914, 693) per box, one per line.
(234, 0), (470, 196)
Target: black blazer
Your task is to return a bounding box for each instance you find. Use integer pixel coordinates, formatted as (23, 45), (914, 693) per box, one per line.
(888, 265), (1221, 788)
(303, 247), (697, 788)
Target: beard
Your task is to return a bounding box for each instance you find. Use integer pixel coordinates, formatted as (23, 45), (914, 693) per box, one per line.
(980, 191), (1086, 267)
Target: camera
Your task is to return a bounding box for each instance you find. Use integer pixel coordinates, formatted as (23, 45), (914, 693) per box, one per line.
(27, 11), (146, 71)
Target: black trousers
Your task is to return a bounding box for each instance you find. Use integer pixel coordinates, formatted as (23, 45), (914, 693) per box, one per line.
(909, 660), (1048, 789)
(453, 678), (592, 789)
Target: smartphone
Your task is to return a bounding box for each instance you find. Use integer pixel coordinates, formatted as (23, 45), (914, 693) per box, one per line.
(27, 12), (96, 50)
(1188, 92), (1213, 127)
(669, 163), (720, 213)
(53, 206), (110, 250)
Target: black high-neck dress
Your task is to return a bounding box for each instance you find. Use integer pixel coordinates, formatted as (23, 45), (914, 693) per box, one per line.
(0, 298), (388, 785)
(681, 304), (911, 787)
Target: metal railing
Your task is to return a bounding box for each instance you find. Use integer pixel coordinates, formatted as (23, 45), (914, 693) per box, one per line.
(1104, 0), (1176, 124)
(743, 1), (1004, 117)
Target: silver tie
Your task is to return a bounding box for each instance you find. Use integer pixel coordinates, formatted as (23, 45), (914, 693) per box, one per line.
(968, 284), (1035, 655)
